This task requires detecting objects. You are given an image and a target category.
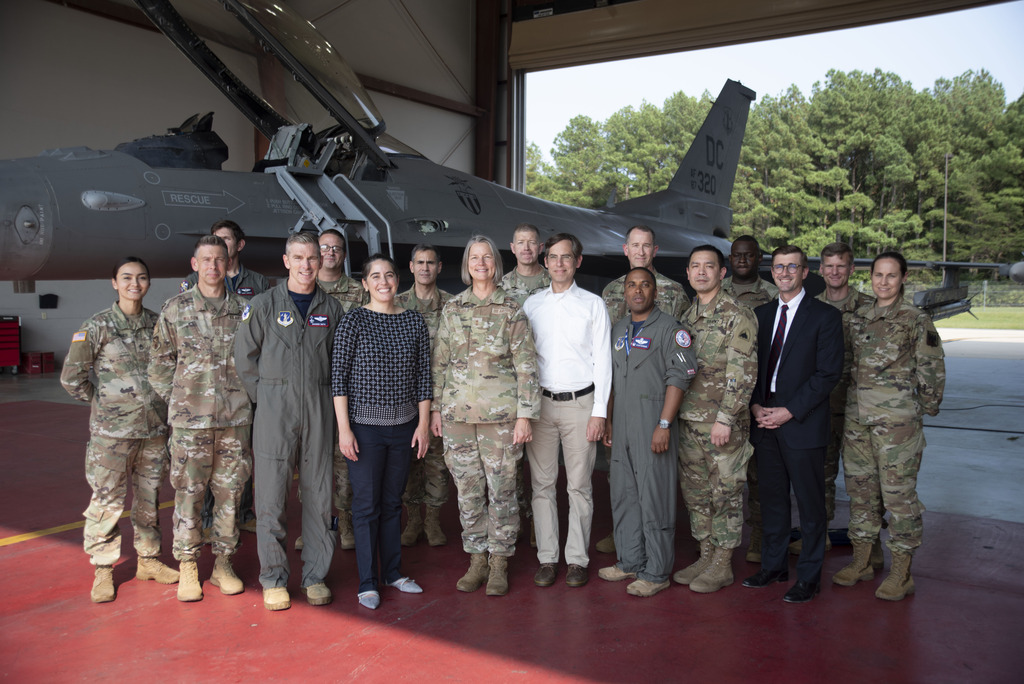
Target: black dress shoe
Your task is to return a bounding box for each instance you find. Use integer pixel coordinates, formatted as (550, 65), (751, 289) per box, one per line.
(742, 569), (789, 588)
(783, 580), (821, 603)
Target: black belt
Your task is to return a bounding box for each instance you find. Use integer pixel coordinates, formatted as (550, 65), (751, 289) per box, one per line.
(542, 384), (595, 402)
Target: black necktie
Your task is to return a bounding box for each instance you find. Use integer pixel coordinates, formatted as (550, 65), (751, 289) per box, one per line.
(765, 303), (788, 400)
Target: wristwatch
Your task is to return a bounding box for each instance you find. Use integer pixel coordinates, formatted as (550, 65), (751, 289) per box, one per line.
(658, 419), (671, 429)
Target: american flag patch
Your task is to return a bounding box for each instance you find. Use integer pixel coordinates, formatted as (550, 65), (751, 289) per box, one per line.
(72, 331), (87, 343)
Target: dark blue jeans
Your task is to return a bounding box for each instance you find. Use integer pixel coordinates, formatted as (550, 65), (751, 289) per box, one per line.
(348, 421), (415, 593)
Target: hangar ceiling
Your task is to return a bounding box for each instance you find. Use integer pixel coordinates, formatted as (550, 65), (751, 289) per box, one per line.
(42, 0), (1009, 186)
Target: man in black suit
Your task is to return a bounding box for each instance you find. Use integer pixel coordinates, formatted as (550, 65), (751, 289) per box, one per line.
(743, 245), (842, 603)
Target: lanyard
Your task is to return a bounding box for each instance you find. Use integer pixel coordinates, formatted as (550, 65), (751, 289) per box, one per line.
(626, 320), (647, 357)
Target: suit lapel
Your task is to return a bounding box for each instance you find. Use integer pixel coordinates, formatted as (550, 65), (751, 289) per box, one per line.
(778, 298), (810, 369)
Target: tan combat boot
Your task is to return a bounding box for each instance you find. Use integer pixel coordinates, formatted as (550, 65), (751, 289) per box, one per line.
(690, 546), (734, 593)
(91, 565), (115, 603)
(401, 506), (424, 546)
(832, 541), (875, 586)
(486, 555), (509, 596)
(136, 557), (180, 584)
(595, 532), (616, 554)
(673, 538), (714, 585)
(338, 510), (356, 550)
(870, 536), (885, 571)
(745, 526), (762, 564)
(176, 560), (203, 602)
(210, 555), (244, 595)
(875, 551), (915, 601)
(424, 506), (447, 546)
(456, 553), (490, 592)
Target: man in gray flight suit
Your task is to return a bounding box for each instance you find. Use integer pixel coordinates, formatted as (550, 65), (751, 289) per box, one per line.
(599, 267), (698, 598)
(234, 231), (343, 611)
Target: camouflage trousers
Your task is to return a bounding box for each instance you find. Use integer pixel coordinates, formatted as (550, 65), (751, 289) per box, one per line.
(824, 411), (846, 522)
(403, 434), (450, 507)
(517, 453), (533, 520)
(843, 417), (926, 555)
(442, 421), (522, 557)
(677, 419), (753, 549)
(83, 434), (169, 566)
(333, 444), (353, 512)
(169, 426), (252, 561)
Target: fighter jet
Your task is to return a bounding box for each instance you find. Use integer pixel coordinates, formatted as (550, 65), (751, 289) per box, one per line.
(0, 0), (750, 285)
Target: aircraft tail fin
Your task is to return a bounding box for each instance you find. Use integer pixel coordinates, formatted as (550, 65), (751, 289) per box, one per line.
(609, 79), (756, 240)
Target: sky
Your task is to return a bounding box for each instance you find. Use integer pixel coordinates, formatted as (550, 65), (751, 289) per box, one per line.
(525, 1), (1024, 161)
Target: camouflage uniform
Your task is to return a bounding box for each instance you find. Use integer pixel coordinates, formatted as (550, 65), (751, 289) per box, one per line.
(816, 288), (871, 521)
(722, 275), (778, 309)
(184, 266), (268, 527)
(722, 274), (777, 533)
(395, 286), (453, 508)
(149, 288), (252, 562)
(677, 289), (758, 549)
(319, 274), (367, 514)
(180, 264), (270, 298)
(500, 268), (550, 305)
(61, 304), (168, 566)
(432, 287), (540, 556)
(602, 271), (690, 323)
(843, 299), (945, 555)
(498, 268), (549, 521)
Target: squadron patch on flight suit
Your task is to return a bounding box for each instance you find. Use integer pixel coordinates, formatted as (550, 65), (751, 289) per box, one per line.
(277, 311), (294, 327)
(241, 305), (251, 322)
(614, 336), (626, 351)
(674, 329), (692, 348)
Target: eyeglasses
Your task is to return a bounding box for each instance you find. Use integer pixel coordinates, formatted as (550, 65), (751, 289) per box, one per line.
(771, 263), (802, 274)
(319, 245), (344, 253)
(545, 254), (576, 263)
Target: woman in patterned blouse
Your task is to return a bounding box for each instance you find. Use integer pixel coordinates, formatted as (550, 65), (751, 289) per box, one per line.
(331, 254), (432, 610)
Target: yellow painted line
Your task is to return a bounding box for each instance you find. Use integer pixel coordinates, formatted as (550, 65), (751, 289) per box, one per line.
(1, 472), (297, 547)
(0, 501), (175, 547)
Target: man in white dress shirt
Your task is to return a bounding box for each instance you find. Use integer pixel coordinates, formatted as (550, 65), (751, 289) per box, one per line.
(523, 233), (613, 589)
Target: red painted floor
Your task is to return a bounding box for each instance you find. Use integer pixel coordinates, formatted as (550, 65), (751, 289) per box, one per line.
(1, 399), (1021, 683)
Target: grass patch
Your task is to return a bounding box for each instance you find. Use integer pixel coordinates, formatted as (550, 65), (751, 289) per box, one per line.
(936, 307), (1024, 329)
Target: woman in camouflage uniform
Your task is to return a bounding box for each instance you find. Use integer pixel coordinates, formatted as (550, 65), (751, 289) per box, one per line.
(833, 252), (945, 601)
(431, 235), (539, 596)
(60, 257), (177, 603)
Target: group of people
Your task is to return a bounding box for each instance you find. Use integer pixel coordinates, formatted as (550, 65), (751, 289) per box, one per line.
(60, 219), (945, 613)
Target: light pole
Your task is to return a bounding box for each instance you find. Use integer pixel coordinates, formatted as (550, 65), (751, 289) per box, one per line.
(943, 152), (953, 262)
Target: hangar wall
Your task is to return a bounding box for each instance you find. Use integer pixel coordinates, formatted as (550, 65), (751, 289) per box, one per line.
(0, 0), (483, 364)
